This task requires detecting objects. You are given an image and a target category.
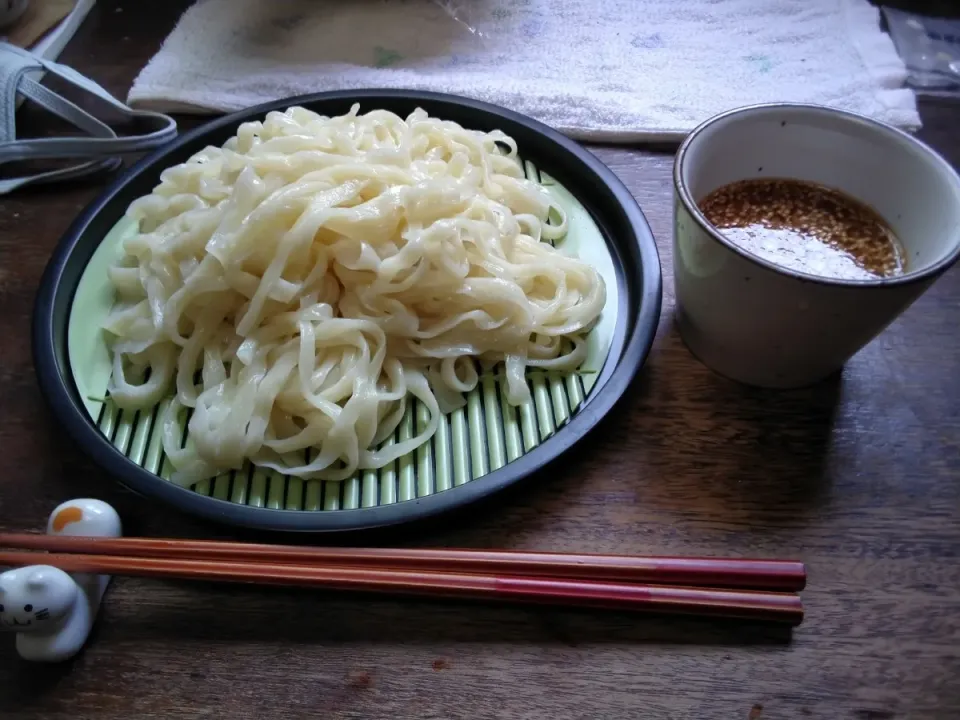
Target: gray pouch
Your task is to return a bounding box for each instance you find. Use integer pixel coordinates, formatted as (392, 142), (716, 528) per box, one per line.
(0, 42), (177, 193)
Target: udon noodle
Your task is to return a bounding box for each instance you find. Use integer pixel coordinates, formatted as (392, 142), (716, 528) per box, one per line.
(104, 105), (605, 485)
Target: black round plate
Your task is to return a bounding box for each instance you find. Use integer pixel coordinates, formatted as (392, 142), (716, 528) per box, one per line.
(32, 90), (662, 533)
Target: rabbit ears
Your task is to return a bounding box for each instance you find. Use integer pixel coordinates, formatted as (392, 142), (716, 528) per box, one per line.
(0, 565), (71, 593)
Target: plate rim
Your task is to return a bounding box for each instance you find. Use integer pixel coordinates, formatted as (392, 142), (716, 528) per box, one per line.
(32, 89), (662, 533)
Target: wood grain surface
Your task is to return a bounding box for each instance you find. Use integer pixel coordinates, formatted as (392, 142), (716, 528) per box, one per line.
(1, 2), (959, 718)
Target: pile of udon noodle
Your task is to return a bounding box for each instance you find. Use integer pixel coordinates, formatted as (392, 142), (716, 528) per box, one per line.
(104, 105), (605, 485)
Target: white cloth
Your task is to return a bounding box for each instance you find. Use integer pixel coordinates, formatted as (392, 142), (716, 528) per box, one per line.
(128, 0), (920, 142)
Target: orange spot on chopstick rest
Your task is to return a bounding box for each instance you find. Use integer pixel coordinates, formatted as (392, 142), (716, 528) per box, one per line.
(51, 505), (83, 532)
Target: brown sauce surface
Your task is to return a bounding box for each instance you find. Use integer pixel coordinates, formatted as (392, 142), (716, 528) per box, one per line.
(698, 178), (905, 281)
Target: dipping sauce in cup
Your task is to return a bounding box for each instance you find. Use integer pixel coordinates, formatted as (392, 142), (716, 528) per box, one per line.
(699, 178), (905, 281)
(672, 103), (960, 388)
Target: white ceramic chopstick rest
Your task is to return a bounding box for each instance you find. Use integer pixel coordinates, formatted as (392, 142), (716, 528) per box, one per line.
(0, 499), (122, 661)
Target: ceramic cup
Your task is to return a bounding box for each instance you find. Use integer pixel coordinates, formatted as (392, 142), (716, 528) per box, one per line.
(673, 103), (960, 388)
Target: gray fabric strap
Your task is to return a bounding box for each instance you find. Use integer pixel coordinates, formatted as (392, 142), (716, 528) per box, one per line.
(0, 157), (122, 194)
(0, 42), (177, 192)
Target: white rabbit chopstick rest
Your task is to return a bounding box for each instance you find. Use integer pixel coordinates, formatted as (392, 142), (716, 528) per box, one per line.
(0, 499), (121, 662)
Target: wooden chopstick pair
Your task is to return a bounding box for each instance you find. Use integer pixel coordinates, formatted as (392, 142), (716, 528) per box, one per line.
(0, 534), (806, 625)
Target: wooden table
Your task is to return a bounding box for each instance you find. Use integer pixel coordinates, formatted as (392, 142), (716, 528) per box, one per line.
(2, 2), (959, 718)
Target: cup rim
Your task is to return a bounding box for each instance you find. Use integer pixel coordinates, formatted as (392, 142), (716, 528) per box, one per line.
(674, 102), (960, 288)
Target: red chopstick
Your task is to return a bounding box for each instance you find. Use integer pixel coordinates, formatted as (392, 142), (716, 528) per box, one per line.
(0, 533), (806, 591)
(0, 550), (804, 625)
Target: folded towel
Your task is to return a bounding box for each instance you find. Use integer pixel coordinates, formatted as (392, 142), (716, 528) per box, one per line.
(129, 0), (920, 142)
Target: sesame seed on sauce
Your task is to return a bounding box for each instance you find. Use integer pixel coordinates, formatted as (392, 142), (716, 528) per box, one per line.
(698, 178), (906, 281)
